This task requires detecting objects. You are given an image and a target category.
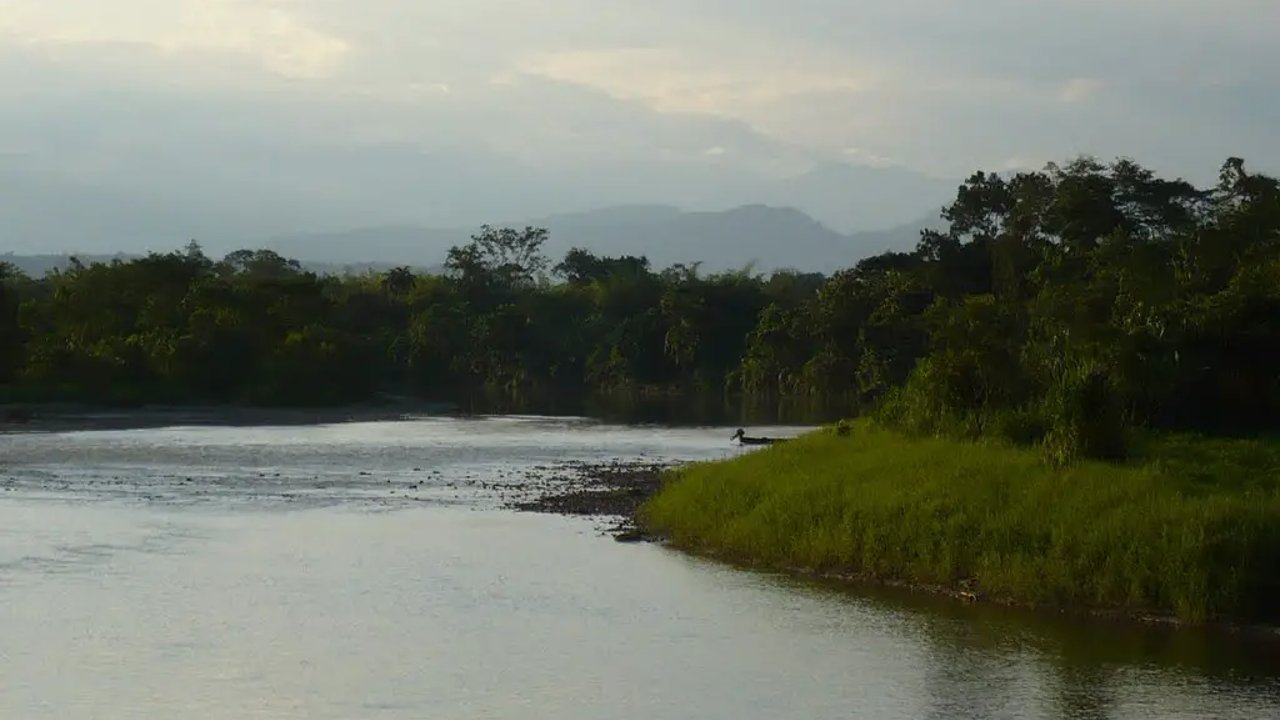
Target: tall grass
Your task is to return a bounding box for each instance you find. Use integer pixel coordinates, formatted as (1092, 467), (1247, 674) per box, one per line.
(641, 424), (1280, 622)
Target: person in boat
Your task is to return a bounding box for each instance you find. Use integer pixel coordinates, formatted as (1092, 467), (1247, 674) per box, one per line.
(731, 428), (780, 445)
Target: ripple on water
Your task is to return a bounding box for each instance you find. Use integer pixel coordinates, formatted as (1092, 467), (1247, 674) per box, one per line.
(1, 417), (1277, 720)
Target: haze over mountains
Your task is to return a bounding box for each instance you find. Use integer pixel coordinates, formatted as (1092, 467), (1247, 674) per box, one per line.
(3, 157), (956, 274)
(2, 203), (942, 277)
(3, 0), (1276, 278)
(263, 205), (942, 274)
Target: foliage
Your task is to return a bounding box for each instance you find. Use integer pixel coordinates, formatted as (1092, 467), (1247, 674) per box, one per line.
(642, 424), (1280, 622)
(446, 225), (550, 291)
(2, 155), (1279, 445)
(868, 156), (1280, 459)
(1039, 358), (1129, 467)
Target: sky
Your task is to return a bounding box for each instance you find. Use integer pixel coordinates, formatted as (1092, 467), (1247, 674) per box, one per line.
(1, 0), (1278, 251)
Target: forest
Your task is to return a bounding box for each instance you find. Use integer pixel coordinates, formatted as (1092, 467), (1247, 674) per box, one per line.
(2, 156), (1278, 463)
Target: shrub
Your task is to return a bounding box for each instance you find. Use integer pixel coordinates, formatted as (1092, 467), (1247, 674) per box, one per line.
(1040, 359), (1129, 467)
(993, 407), (1050, 446)
(874, 357), (954, 436)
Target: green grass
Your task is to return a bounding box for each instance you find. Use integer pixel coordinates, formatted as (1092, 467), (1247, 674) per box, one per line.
(641, 423), (1280, 623)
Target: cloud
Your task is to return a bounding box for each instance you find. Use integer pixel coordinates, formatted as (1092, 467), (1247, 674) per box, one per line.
(1, 0), (1278, 248)
(0, 0), (350, 79)
(843, 148), (900, 169)
(518, 46), (877, 117)
(1057, 78), (1103, 104)
(1001, 156), (1049, 172)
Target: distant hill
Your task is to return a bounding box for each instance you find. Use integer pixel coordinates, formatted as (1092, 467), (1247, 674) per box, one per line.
(262, 205), (939, 274)
(1, 253), (136, 277)
(728, 163), (958, 235)
(4, 205), (941, 277)
(0, 252), (439, 278)
(2, 145), (956, 266)
(1, 145), (958, 254)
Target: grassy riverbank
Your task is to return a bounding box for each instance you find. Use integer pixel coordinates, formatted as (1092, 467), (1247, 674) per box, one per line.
(641, 424), (1280, 623)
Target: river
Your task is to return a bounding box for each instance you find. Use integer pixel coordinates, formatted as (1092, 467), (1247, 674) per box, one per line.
(2, 415), (1278, 719)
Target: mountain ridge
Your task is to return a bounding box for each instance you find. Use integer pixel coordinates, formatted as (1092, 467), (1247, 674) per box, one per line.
(3, 205), (942, 276)
(260, 204), (938, 273)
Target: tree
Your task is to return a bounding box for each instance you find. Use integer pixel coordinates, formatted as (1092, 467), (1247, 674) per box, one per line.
(0, 262), (28, 384)
(554, 248), (650, 285)
(220, 249), (303, 279)
(4, 154), (1279, 441)
(381, 267), (416, 296)
(446, 225), (549, 289)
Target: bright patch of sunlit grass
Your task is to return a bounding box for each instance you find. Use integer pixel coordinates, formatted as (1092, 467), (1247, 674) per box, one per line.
(642, 423), (1280, 622)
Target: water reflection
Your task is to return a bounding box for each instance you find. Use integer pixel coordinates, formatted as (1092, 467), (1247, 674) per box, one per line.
(770, 572), (1280, 719)
(1049, 662), (1116, 720)
(452, 390), (852, 427)
(1, 418), (1278, 719)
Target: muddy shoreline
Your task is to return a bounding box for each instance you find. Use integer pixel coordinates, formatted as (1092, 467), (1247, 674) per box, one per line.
(508, 460), (678, 542)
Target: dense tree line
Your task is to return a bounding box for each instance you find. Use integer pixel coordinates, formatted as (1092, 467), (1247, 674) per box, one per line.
(0, 229), (819, 409)
(2, 156), (1278, 459)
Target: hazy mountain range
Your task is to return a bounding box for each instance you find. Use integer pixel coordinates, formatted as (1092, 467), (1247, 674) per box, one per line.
(263, 204), (942, 273)
(2, 148), (957, 250)
(0, 252), (435, 279)
(2, 151), (957, 274)
(3, 204), (943, 277)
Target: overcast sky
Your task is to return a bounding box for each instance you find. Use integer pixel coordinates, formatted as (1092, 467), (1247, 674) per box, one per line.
(2, 0), (1278, 248)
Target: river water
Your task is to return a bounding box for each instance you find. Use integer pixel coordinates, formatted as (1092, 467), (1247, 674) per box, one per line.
(2, 415), (1278, 719)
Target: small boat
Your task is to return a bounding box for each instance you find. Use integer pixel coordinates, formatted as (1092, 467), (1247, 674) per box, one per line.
(731, 428), (782, 446)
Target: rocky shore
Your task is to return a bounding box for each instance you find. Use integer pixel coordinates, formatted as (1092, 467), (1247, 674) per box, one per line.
(508, 460), (678, 542)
